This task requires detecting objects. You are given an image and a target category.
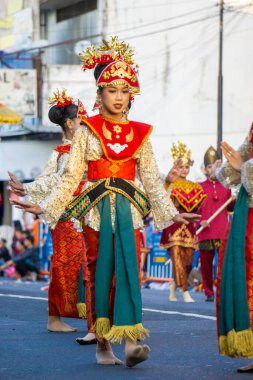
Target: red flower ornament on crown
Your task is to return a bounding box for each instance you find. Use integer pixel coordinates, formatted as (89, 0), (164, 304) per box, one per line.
(48, 88), (74, 108)
(79, 36), (140, 96)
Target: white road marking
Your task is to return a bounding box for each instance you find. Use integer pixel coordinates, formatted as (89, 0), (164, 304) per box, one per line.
(0, 293), (47, 301)
(0, 293), (216, 321)
(143, 307), (216, 321)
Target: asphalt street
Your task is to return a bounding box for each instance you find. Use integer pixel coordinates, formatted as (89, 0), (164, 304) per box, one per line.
(0, 279), (252, 380)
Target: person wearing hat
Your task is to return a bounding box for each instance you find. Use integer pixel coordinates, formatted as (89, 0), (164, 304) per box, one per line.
(160, 141), (206, 303)
(198, 146), (232, 302)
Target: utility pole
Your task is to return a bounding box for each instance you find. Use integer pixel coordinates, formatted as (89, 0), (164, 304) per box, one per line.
(217, 0), (223, 158)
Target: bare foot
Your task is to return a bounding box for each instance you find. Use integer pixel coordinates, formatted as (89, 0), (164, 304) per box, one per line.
(47, 316), (77, 332)
(182, 291), (195, 303)
(96, 340), (123, 365)
(169, 282), (177, 302)
(237, 363), (253, 373)
(125, 344), (150, 367)
(76, 332), (97, 345)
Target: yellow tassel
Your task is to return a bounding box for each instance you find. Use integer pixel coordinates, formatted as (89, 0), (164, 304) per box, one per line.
(104, 323), (149, 344)
(219, 329), (253, 358)
(93, 317), (111, 338)
(76, 303), (87, 319)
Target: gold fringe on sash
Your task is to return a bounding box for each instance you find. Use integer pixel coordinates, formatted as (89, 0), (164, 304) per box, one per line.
(76, 303), (87, 319)
(219, 329), (253, 358)
(104, 323), (149, 344)
(93, 317), (111, 338)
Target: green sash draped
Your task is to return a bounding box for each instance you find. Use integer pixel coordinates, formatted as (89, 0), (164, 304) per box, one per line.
(219, 185), (253, 358)
(94, 194), (148, 343)
(76, 266), (86, 319)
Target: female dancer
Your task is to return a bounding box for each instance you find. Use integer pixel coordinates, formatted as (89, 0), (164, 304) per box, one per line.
(11, 37), (200, 367)
(9, 90), (96, 342)
(160, 141), (206, 302)
(214, 124), (253, 373)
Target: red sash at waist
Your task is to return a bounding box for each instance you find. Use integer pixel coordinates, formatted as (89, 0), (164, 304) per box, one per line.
(88, 158), (135, 181)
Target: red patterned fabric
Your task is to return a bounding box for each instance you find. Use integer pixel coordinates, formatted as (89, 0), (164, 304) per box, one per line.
(160, 222), (197, 250)
(88, 157), (135, 180)
(84, 115), (152, 162)
(170, 179), (206, 213)
(82, 225), (142, 332)
(49, 219), (86, 318)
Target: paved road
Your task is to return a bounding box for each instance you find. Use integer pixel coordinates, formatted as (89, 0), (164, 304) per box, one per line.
(0, 279), (251, 380)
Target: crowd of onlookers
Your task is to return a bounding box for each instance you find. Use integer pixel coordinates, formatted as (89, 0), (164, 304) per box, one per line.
(0, 220), (40, 281)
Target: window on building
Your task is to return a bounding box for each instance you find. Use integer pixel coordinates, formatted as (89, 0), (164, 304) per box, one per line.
(56, 0), (97, 23)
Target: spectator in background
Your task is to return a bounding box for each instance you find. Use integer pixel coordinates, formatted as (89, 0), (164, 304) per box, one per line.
(12, 226), (25, 257)
(0, 236), (39, 281)
(0, 238), (11, 276)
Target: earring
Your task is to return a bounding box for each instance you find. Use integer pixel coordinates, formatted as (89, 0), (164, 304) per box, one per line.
(121, 107), (129, 122)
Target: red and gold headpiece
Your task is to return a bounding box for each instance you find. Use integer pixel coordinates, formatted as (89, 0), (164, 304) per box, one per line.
(49, 88), (89, 120)
(48, 88), (74, 108)
(79, 36), (140, 96)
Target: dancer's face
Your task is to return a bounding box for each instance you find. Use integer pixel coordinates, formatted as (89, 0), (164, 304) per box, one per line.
(179, 165), (190, 179)
(100, 85), (130, 117)
(68, 117), (81, 132)
(204, 164), (213, 179)
(65, 116), (81, 140)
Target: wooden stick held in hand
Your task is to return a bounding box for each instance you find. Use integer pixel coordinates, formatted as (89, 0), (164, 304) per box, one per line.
(196, 195), (235, 235)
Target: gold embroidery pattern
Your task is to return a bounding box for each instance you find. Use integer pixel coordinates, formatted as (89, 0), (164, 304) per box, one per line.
(113, 125), (122, 134)
(126, 127), (134, 142)
(160, 224), (197, 249)
(102, 122), (112, 140)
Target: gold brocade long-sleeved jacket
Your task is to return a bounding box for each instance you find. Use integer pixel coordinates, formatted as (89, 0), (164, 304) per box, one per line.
(216, 131), (253, 207)
(23, 139), (72, 204)
(39, 125), (178, 231)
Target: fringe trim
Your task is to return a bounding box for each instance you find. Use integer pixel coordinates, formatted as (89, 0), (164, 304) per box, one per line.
(93, 317), (111, 338)
(76, 303), (87, 319)
(219, 329), (253, 358)
(104, 323), (149, 344)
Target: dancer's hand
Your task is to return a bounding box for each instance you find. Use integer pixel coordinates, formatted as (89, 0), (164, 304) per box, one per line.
(200, 220), (210, 229)
(165, 159), (182, 184)
(221, 141), (243, 171)
(173, 213), (200, 225)
(10, 199), (43, 215)
(8, 171), (26, 197)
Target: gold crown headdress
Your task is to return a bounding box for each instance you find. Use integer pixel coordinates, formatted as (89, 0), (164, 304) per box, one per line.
(79, 36), (138, 74)
(171, 141), (194, 166)
(48, 88), (74, 108)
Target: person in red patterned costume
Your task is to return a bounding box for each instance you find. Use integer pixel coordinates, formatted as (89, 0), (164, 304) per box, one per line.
(10, 37), (200, 368)
(9, 90), (97, 343)
(160, 141), (206, 303)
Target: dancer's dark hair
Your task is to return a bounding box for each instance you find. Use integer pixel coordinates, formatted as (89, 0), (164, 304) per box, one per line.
(48, 104), (78, 131)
